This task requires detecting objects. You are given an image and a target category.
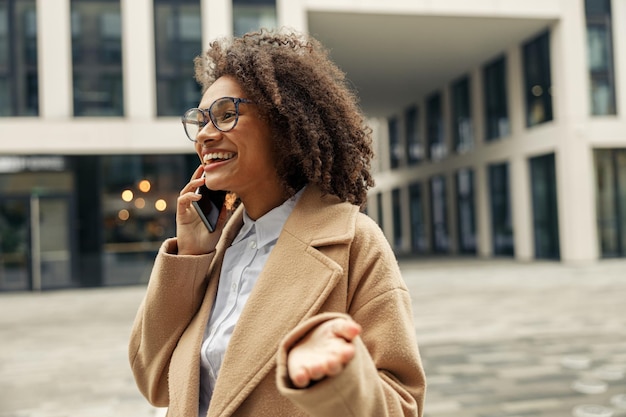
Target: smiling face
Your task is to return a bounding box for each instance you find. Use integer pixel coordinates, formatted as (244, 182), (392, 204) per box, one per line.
(194, 76), (284, 218)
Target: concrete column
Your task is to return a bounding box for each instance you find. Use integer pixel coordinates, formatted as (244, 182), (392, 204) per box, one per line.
(613, 0), (626, 120)
(507, 45), (525, 137)
(121, 0), (155, 119)
(446, 170), (459, 254)
(510, 154), (533, 260)
(277, 0), (307, 33)
(37, 0), (72, 118)
(552, 2), (598, 262)
(475, 163), (492, 257)
(202, 0), (232, 47)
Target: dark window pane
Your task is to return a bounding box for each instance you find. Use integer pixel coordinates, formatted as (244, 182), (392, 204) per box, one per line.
(488, 162), (514, 256)
(409, 183), (427, 253)
(523, 31), (553, 127)
(430, 175), (448, 253)
(585, 0), (611, 16)
(392, 188), (402, 249)
(233, 0), (276, 37)
(483, 57), (509, 141)
(388, 117), (401, 169)
(405, 106), (422, 165)
(154, 0), (202, 116)
(456, 168), (476, 254)
(71, 0), (124, 117)
(0, 0), (38, 116)
(426, 92), (446, 160)
(452, 76), (473, 153)
(595, 149), (626, 257)
(530, 153), (560, 259)
(586, 2), (616, 115)
(101, 154), (195, 285)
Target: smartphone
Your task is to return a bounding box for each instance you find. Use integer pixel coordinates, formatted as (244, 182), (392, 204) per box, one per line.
(192, 177), (227, 232)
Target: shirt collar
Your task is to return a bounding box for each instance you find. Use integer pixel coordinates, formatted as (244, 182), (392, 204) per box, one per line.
(233, 187), (305, 248)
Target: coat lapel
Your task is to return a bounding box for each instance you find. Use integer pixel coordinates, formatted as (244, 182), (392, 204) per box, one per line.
(207, 186), (356, 417)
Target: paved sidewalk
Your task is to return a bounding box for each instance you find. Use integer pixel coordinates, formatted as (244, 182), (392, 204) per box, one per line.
(0, 258), (625, 417)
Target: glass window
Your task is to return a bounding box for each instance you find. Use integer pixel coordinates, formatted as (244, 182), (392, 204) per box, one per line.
(523, 31), (553, 127)
(594, 149), (626, 257)
(483, 56), (509, 141)
(530, 153), (560, 259)
(388, 117), (401, 169)
(430, 175), (448, 253)
(71, 0), (123, 116)
(488, 162), (514, 256)
(405, 106), (423, 165)
(154, 0), (202, 116)
(392, 188), (402, 250)
(100, 154), (196, 285)
(426, 92), (446, 160)
(376, 192), (383, 227)
(0, 0), (38, 116)
(452, 76), (473, 153)
(409, 182), (427, 253)
(233, 0), (276, 37)
(456, 168), (476, 254)
(585, 0), (617, 115)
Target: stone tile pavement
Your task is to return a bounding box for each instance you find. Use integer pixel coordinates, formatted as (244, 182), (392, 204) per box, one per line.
(0, 257), (625, 417)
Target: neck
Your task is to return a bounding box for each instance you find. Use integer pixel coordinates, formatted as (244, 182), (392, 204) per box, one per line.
(239, 187), (289, 221)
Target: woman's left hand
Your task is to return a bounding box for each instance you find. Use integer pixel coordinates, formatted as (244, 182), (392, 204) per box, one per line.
(286, 318), (362, 388)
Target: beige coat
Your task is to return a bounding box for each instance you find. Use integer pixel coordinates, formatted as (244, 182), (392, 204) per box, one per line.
(129, 186), (426, 417)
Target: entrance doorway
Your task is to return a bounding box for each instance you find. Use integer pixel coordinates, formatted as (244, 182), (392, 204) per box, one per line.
(0, 194), (75, 291)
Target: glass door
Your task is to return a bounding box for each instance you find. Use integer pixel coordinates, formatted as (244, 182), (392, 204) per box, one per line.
(0, 195), (74, 291)
(35, 196), (74, 289)
(0, 198), (31, 291)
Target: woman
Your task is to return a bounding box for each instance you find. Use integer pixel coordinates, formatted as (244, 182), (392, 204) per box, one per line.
(129, 29), (426, 417)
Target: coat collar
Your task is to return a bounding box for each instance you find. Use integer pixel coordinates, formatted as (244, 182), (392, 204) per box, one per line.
(206, 185), (359, 416)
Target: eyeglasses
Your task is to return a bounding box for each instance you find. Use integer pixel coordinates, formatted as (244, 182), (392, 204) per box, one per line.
(181, 97), (253, 142)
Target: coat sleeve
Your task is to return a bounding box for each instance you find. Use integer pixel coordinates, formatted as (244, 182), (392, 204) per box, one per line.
(275, 214), (426, 417)
(128, 238), (215, 407)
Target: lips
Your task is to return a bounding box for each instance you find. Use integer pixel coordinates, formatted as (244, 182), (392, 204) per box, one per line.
(203, 152), (236, 164)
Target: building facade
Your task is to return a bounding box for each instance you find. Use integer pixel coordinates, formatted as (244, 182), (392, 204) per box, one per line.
(0, 0), (624, 291)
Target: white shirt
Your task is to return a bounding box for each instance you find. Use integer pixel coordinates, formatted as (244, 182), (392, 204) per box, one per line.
(198, 189), (303, 417)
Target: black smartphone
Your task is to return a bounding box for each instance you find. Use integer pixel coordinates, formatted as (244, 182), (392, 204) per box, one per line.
(192, 180), (227, 232)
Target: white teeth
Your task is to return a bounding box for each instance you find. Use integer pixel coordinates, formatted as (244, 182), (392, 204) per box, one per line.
(203, 152), (235, 163)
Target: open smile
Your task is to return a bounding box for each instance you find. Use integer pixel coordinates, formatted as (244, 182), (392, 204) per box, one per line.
(203, 152), (236, 164)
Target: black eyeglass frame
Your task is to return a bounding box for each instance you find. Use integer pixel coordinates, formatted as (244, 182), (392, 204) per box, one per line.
(181, 97), (253, 142)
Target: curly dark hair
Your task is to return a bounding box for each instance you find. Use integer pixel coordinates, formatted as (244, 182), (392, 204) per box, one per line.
(194, 29), (375, 208)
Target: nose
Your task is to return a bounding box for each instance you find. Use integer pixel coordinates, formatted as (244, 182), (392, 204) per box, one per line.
(196, 119), (221, 144)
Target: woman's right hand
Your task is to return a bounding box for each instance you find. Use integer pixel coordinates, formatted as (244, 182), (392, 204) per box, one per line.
(176, 165), (226, 255)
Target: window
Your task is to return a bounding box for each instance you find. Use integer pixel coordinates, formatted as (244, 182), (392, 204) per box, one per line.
(586, 0), (617, 115)
(409, 183), (427, 253)
(405, 106), (423, 165)
(430, 175), (448, 253)
(154, 0), (202, 116)
(595, 149), (626, 257)
(71, 0), (123, 116)
(376, 193), (383, 227)
(483, 56), (509, 141)
(233, 0), (276, 37)
(426, 92), (446, 160)
(0, 0), (38, 116)
(530, 153), (560, 259)
(451, 76), (473, 153)
(523, 31), (553, 127)
(456, 168), (476, 254)
(100, 154), (196, 285)
(388, 117), (401, 169)
(392, 188), (402, 250)
(488, 162), (514, 256)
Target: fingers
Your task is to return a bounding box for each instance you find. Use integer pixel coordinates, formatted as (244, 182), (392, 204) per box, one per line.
(287, 318), (361, 389)
(331, 319), (362, 341)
